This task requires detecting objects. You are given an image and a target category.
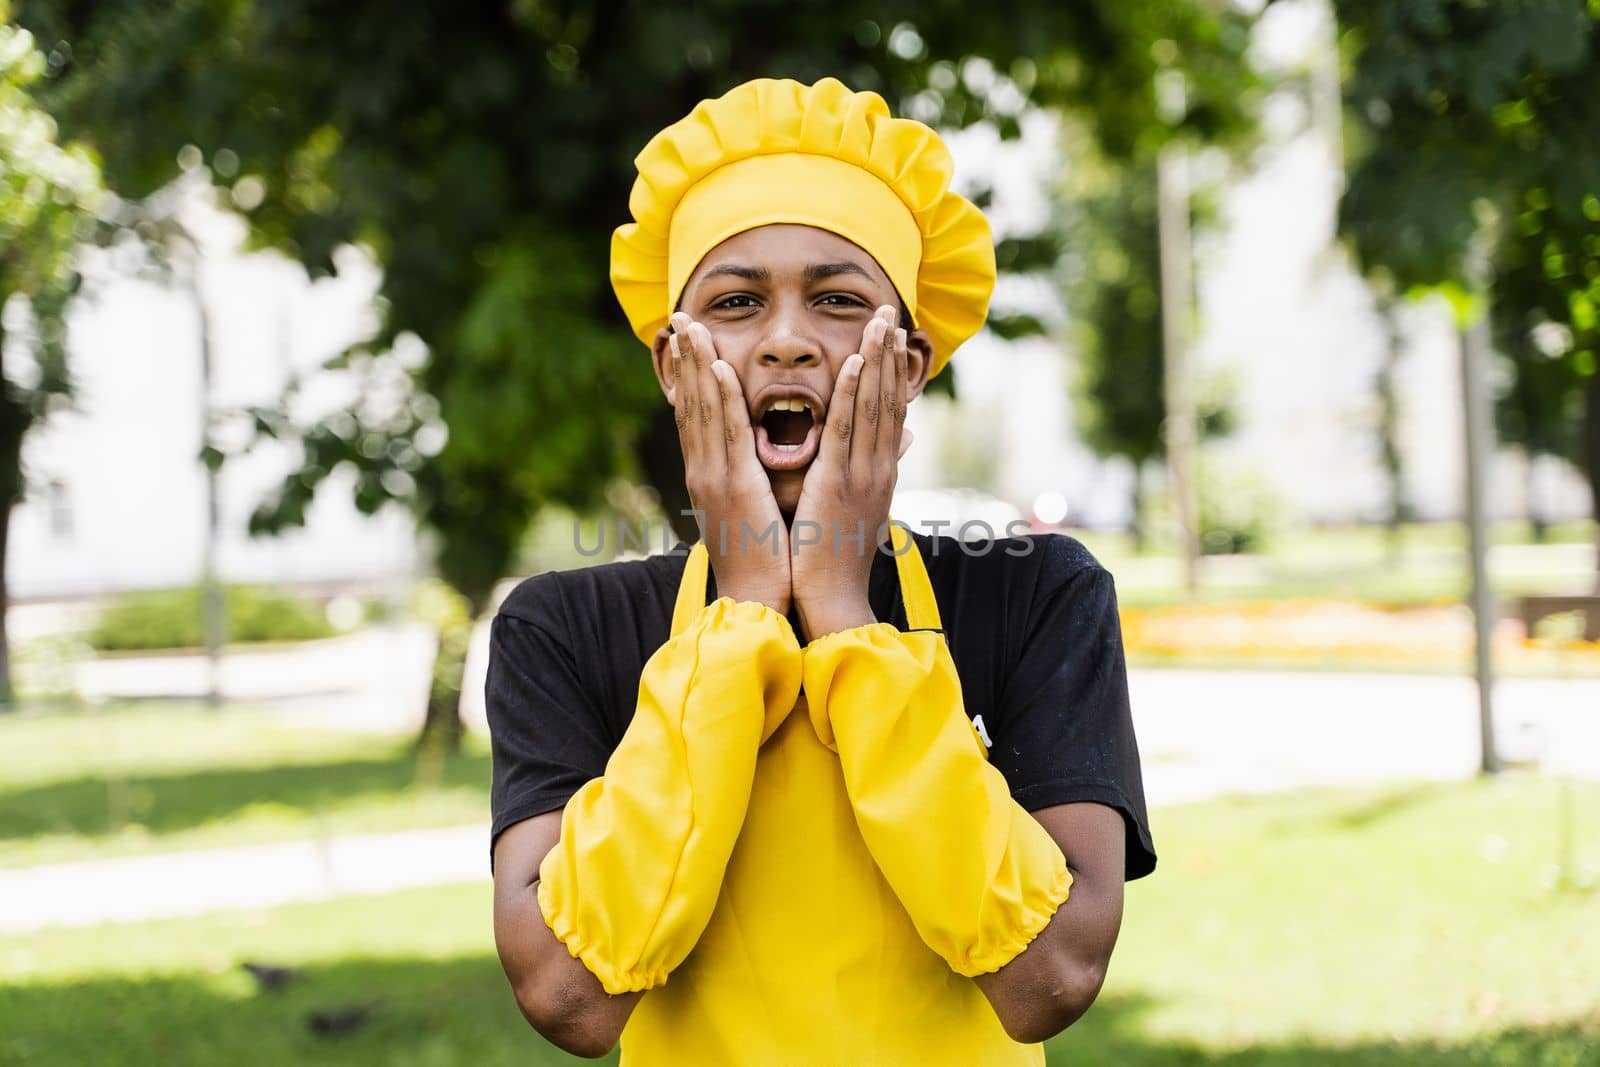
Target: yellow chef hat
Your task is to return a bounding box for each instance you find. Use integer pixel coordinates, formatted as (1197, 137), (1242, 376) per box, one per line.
(610, 77), (996, 379)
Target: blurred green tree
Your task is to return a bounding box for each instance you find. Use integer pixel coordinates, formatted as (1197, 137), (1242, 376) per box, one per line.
(0, 4), (103, 709)
(1334, 0), (1600, 577)
(15, 0), (1256, 746)
(1058, 124), (1243, 551)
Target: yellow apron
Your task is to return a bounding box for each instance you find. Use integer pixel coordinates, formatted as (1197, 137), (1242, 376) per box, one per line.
(619, 522), (1043, 1066)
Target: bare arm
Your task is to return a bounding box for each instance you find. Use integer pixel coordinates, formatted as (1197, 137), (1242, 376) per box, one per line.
(972, 802), (1127, 1043)
(492, 811), (641, 1059)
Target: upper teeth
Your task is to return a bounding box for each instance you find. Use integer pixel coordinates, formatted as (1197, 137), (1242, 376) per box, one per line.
(768, 398), (808, 414)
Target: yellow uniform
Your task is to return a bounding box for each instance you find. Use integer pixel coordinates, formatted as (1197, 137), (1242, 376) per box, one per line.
(599, 524), (1066, 1064)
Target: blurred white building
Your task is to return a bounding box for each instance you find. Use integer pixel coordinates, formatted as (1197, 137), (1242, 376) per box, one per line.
(8, 187), (417, 602)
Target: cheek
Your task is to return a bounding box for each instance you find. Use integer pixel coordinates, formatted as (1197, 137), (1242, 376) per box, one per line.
(699, 329), (756, 372)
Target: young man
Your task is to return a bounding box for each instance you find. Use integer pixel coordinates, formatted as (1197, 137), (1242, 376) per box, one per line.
(487, 77), (1155, 1064)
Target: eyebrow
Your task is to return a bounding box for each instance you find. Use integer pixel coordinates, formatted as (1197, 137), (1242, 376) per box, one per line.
(696, 261), (876, 287)
(701, 264), (771, 284)
(803, 261), (873, 285)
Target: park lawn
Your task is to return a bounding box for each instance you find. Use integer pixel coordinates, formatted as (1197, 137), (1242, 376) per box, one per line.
(3, 777), (1597, 1066)
(0, 702), (491, 868)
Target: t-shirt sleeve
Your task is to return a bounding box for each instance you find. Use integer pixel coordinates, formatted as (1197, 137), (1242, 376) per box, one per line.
(485, 576), (615, 871)
(989, 555), (1157, 881)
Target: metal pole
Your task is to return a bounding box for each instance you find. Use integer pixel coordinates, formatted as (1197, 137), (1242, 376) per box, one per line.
(1157, 140), (1200, 592)
(1460, 298), (1498, 774)
(192, 250), (226, 711)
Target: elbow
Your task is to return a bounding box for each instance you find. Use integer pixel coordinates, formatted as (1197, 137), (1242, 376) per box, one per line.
(999, 959), (1108, 1045)
(512, 977), (622, 1059)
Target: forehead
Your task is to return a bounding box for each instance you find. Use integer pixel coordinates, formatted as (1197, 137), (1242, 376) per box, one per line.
(684, 223), (894, 289)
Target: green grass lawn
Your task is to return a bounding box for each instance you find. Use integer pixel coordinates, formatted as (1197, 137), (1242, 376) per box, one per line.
(3, 776), (1596, 1066)
(0, 703), (490, 868)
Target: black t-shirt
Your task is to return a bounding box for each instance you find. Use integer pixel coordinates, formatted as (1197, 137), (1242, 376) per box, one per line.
(485, 529), (1157, 881)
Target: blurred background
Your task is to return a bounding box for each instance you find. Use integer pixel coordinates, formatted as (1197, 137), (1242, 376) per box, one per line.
(2, 0), (1598, 1063)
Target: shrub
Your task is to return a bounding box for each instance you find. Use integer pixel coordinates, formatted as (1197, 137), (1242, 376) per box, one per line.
(87, 585), (337, 652)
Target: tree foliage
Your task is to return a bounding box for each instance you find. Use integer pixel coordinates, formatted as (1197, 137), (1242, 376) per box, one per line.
(0, 2), (103, 705)
(17, 0), (1257, 596)
(14, 0), (1258, 737)
(1334, 0), (1600, 557)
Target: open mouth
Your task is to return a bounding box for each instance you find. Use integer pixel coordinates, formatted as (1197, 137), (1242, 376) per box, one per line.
(754, 396), (822, 471)
(761, 402), (814, 449)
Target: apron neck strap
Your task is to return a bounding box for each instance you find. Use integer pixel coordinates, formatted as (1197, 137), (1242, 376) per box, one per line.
(669, 518), (944, 638)
(888, 520), (942, 633)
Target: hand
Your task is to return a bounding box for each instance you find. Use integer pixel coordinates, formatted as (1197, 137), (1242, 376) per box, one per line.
(790, 305), (912, 640)
(669, 311), (792, 616)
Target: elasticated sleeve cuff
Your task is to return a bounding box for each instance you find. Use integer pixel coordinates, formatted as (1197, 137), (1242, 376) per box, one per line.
(537, 597), (802, 993)
(804, 622), (1072, 976)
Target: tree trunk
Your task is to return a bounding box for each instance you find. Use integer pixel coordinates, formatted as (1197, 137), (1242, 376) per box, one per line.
(1526, 452), (1548, 544)
(416, 585), (482, 757)
(1376, 298), (1408, 565)
(1585, 369), (1600, 593)
(1128, 460), (1147, 553)
(0, 312), (25, 711)
(0, 489), (12, 711)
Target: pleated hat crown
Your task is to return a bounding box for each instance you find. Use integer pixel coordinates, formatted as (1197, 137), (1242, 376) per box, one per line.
(610, 77), (996, 379)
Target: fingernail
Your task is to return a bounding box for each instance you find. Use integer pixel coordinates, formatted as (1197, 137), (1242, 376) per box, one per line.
(896, 328), (907, 346)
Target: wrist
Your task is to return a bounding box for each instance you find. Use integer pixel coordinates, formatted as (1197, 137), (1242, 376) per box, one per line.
(718, 584), (790, 617)
(796, 595), (877, 642)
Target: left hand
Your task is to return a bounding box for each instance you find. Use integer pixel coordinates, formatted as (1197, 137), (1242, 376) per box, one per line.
(791, 305), (913, 641)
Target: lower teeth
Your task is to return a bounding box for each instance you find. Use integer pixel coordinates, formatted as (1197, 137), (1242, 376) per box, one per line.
(772, 443), (801, 453)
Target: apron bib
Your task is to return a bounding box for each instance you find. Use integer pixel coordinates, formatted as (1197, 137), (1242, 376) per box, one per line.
(619, 521), (1043, 1067)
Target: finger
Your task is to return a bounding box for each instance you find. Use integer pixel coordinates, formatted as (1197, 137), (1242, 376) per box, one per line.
(889, 323), (915, 460)
(869, 313), (898, 458)
(674, 314), (716, 472)
(817, 352), (864, 479)
(670, 330), (697, 455)
(689, 320), (730, 469)
(852, 307), (893, 484)
(711, 358), (760, 478)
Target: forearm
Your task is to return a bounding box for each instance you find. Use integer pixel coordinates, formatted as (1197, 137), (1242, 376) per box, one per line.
(536, 597), (802, 994)
(494, 814), (641, 1058)
(971, 803), (1127, 1042)
(803, 622), (1073, 978)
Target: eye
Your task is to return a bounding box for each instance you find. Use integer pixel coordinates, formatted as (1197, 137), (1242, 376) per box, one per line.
(710, 294), (759, 310)
(819, 293), (869, 310)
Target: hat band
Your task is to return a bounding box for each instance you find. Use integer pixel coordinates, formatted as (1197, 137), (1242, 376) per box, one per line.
(666, 153), (923, 319)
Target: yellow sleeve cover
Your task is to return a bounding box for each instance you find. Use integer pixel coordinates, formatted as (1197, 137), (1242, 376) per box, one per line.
(804, 622), (1074, 977)
(537, 597), (802, 994)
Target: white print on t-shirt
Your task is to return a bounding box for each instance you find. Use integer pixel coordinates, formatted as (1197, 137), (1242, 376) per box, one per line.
(971, 714), (993, 749)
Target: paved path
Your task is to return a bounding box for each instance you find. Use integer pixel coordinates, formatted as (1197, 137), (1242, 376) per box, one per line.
(0, 826), (487, 934)
(1129, 670), (1600, 806)
(5, 666), (1596, 934)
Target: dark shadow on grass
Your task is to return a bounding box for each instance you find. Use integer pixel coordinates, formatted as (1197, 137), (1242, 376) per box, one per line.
(1311, 782), (1443, 833)
(1048, 991), (1600, 1066)
(2, 957), (1595, 1067)
(0, 747), (492, 845)
(0, 954), (607, 1067)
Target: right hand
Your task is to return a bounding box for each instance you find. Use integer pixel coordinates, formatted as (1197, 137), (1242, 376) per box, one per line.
(669, 311), (792, 617)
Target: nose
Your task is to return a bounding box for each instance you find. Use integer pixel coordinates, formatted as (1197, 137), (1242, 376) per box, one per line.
(758, 309), (821, 368)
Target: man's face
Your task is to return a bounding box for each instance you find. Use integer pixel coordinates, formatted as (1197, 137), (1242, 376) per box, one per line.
(651, 223), (935, 516)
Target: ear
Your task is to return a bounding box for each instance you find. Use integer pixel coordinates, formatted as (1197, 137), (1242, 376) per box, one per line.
(649, 326), (676, 404)
(904, 328), (935, 403)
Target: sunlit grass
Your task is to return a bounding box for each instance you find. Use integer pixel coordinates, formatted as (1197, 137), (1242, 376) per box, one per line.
(2, 778), (1596, 1066)
(0, 702), (490, 868)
